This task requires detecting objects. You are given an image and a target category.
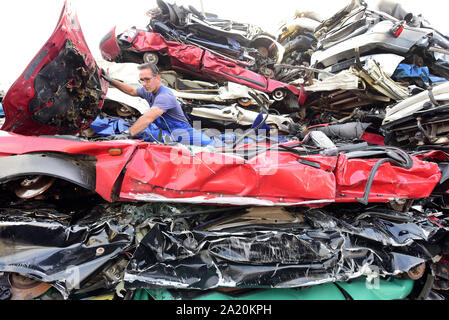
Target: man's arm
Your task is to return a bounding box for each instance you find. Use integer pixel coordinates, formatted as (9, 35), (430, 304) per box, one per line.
(101, 70), (139, 97)
(128, 107), (164, 136)
(110, 79), (138, 97)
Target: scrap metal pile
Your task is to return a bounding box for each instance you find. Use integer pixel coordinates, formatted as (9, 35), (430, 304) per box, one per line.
(1, 0), (449, 300)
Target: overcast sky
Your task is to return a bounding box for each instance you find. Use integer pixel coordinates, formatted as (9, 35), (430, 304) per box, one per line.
(1, 0), (448, 89)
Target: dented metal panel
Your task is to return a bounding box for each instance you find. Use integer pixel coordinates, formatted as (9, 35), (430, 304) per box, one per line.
(0, 132), (139, 202)
(124, 207), (445, 290)
(101, 28), (306, 112)
(117, 142), (440, 206)
(190, 105), (293, 132)
(118, 145), (338, 206)
(1, 1), (108, 136)
(0, 205), (134, 299)
(0, 153), (96, 191)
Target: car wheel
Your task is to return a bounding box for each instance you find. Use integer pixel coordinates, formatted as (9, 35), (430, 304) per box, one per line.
(143, 52), (159, 65)
(272, 89), (287, 101)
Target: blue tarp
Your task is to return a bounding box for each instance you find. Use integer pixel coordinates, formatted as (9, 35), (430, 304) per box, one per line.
(90, 115), (290, 147)
(392, 64), (447, 85)
(251, 112), (271, 133)
(90, 116), (213, 146)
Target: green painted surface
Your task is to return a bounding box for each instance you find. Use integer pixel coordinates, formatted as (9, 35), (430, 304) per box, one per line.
(136, 277), (415, 301)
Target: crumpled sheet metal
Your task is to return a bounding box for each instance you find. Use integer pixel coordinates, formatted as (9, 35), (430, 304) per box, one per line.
(0, 132), (441, 207)
(383, 81), (449, 125)
(334, 154), (441, 203)
(127, 30), (305, 106)
(168, 82), (270, 107)
(97, 60), (141, 87)
(118, 144), (440, 206)
(0, 207), (134, 299)
(190, 105), (293, 132)
(124, 209), (446, 290)
(353, 58), (409, 101)
(119, 146), (338, 206)
(301, 70), (362, 92)
(1, 0), (108, 136)
(307, 122), (370, 140)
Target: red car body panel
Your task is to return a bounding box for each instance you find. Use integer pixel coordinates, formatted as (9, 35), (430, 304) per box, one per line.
(0, 132), (137, 202)
(99, 27), (121, 62)
(0, 132), (441, 206)
(415, 150), (449, 162)
(101, 29), (306, 105)
(118, 146), (338, 206)
(1, 1), (108, 136)
(334, 154), (442, 203)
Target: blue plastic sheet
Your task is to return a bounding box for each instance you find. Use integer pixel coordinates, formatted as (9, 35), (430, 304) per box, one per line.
(251, 112), (271, 133)
(90, 116), (213, 146)
(90, 116), (291, 147)
(392, 64), (447, 85)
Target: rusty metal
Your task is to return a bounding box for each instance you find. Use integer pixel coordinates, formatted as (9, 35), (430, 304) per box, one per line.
(256, 46), (269, 58)
(406, 263), (426, 280)
(116, 105), (134, 117)
(14, 176), (56, 199)
(8, 274), (52, 300)
(259, 66), (275, 79)
(237, 98), (252, 107)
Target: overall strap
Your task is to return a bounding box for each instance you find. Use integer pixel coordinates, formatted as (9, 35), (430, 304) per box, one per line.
(149, 86), (169, 107)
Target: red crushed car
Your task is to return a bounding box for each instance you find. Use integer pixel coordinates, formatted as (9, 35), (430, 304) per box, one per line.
(1, 0), (108, 136)
(0, 131), (442, 207)
(100, 27), (306, 112)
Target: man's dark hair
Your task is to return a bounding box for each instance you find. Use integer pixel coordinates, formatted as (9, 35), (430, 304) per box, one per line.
(138, 63), (160, 77)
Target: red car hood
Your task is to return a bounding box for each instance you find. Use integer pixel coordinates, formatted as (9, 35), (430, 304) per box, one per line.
(1, 0), (108, 136)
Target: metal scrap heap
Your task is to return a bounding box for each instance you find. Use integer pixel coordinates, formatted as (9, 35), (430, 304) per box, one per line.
(1, 0), (449, 301)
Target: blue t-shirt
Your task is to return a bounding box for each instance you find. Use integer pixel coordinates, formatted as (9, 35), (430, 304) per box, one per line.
(137, 86), (189, 124)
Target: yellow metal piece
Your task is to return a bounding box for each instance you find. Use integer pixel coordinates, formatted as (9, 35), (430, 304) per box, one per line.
(87, 294), (114, 300)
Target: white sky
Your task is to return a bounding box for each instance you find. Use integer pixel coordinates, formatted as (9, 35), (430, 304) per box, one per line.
(0, 0), (448, 89)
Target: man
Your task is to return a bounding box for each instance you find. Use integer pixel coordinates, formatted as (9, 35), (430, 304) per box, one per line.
(101, 63), (192, 141)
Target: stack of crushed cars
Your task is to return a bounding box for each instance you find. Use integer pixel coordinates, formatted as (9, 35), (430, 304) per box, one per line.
(1, 0), (449, 301)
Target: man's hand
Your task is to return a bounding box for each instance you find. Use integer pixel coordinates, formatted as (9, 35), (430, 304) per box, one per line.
(128, 107), (164, 137)
(109, 130), (132, 140)
(101, 69), (115, 84)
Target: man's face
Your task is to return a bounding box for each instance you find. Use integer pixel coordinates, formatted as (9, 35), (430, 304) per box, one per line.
(139, 68), (161, 93)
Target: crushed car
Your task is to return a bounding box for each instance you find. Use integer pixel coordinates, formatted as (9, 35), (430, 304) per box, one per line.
(99, 23), (306, 113)
(1, 0), (449, 302)
(1, 1), (108, 136)
(146, 0), (285, 77)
